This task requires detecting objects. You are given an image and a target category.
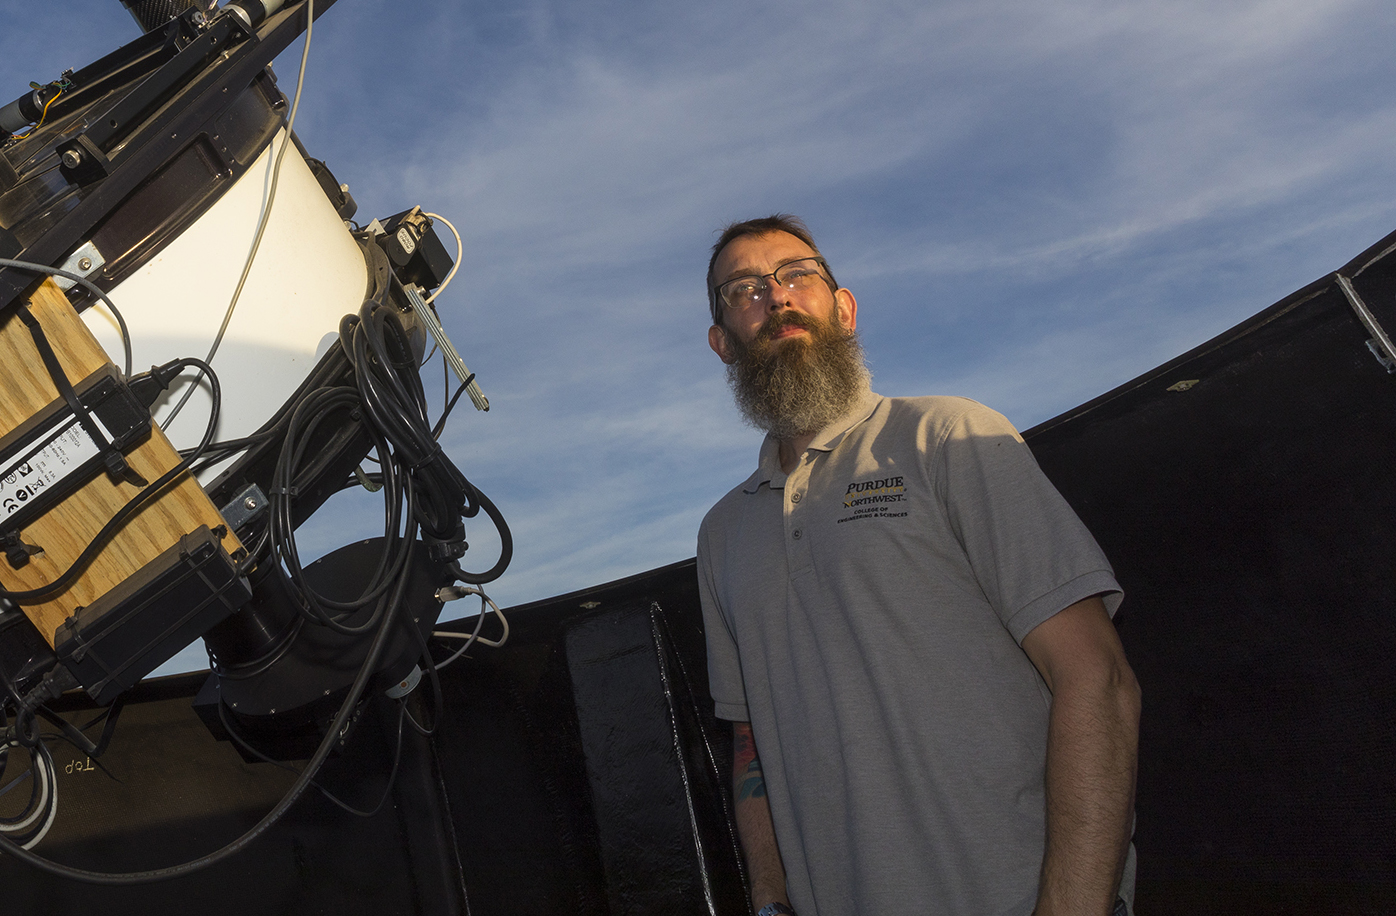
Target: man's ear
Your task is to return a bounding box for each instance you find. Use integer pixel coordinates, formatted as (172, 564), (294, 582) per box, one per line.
(835, 288), (858, 331)
(709, 323), (736, 364)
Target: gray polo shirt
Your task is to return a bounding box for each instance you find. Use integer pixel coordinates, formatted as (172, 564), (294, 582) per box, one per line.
(697, 391), (1122, 916)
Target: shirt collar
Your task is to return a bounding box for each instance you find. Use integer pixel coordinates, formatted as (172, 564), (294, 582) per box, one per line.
(741, 389), (883, 494)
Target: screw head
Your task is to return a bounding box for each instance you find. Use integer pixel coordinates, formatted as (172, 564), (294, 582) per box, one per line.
(244, 496), (258, 510)
(77, 257), (93, 272)
(61, 149), (83, 169)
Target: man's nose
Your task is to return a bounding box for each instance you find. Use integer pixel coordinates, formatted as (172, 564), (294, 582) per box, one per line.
(764, 278), (795, 310)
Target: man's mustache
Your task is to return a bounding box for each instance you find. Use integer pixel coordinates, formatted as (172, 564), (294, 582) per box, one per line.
(754, 311), (819, 345)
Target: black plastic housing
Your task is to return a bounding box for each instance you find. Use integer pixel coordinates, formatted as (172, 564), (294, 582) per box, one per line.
(54, 525), (250, 704)
(376, 208), (453, 291)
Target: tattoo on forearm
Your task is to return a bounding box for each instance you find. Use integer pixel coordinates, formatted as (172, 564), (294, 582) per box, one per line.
(734, 727), (757, 770)
(733, 724), (767, 801)
(737, 760), (767, 801)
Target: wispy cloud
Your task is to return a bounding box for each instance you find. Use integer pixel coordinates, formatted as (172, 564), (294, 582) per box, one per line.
(10, 1), (1396, 671)
(308, 0), (1396, 610)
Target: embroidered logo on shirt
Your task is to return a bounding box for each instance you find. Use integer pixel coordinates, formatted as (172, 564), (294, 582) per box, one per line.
(837, 476), (908, 523)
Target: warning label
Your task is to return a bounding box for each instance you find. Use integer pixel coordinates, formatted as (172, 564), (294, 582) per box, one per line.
(0, 415), (112, 519)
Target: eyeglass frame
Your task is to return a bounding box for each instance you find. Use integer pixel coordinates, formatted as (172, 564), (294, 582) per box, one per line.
(710, 256), (840, 324)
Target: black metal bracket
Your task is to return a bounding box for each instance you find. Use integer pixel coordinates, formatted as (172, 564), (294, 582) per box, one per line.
(55, 11), (255, 186)
(1334, 273), (1396, 374)
(0, 0), (341, 317)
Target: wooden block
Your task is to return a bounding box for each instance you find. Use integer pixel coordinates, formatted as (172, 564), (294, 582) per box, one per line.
(0, 280), (243, 648)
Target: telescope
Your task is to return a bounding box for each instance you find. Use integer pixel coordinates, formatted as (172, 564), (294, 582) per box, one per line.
(0, 0), (510, 876)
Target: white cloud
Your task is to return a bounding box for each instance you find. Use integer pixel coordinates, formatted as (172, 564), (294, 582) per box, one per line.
(372, 0), (1396, 611)
(15, 0), (1396, 674)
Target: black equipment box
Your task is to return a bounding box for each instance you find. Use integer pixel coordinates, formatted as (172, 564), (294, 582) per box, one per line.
(54, 525), (251, 704)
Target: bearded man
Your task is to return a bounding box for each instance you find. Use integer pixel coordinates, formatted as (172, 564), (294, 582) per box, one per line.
(696, 215), (1141, 916)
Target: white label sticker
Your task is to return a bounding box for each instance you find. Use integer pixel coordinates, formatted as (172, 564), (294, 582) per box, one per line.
(0, 413), (114, 519)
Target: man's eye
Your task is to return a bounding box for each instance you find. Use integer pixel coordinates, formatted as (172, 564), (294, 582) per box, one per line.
(731, 281), (761, 297)
(781, 267), (819, 286)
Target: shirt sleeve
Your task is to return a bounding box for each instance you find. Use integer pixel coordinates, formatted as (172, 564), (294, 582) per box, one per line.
(696, 515), (751, 722)
(935, 401), (1123, 644)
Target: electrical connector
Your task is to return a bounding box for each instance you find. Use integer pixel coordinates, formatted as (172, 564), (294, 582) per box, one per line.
(427, 539), (468, 563)
(18, 664), (78, 717)
(126, 359), (191, 410)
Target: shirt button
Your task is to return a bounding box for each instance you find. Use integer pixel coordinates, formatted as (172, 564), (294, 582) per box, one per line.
(791, 492), (802, 503)
(792, 529), (803, 540)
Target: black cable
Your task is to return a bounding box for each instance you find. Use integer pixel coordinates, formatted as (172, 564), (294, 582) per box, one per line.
(235, 523), (272, 575)
(81, 696), (126, 759)
(448, 486), (513, 584)
(401, 692), (435, 737)
(181, 428), (279, 471)
(432, 377), (471, 440)
(1, 653), (44, 751)
(34, 708), (111, 770)
(398, 590), (444, 738)
(257, 296), (507, 644)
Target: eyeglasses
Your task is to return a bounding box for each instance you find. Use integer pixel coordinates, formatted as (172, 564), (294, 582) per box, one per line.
(716, 257), (833, 311)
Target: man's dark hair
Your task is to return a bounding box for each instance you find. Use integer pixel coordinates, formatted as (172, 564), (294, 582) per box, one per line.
(706, 214), (839, 325)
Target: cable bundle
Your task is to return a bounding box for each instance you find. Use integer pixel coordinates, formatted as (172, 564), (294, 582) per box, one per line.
(0, 740), (57, 850)
(345, 301), (467, 541)
(340, 300), (511, 581)
(266, 379), (408, 636)
(251, 298), (510, 638)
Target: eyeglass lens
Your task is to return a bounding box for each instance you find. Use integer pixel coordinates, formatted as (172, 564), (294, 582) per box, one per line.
(722, 259), (824, 307)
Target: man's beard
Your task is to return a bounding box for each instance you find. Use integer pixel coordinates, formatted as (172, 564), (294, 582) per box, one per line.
(723, 308), (871, 441)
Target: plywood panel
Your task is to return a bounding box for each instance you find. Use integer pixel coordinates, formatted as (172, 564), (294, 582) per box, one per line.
(0, 280), (241, 646)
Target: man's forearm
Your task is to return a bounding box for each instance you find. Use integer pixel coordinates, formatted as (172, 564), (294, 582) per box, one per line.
(733, 721), (791, 911)
(1034, 662), (1140, 916)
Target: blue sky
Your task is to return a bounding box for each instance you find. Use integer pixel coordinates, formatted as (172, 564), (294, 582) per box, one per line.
(7, 0), (1396, 673)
